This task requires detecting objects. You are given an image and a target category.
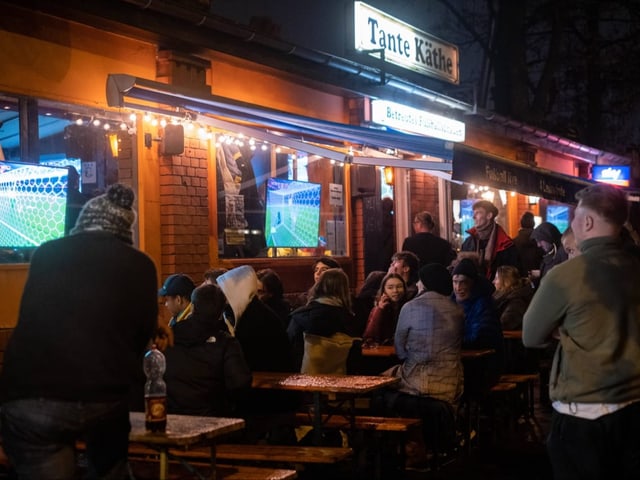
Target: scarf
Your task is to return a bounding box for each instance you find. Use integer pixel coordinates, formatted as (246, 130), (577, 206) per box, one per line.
(314, 296), (345, 308)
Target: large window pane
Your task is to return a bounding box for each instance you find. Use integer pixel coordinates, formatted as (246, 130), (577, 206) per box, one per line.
(216, 133), (347, 259)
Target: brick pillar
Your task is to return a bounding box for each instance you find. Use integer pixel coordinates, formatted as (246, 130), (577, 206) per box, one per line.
(158, 131), (211, 282)
(351, 196), (365, 291)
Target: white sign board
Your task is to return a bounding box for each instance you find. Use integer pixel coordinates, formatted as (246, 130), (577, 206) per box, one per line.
(371, 99), (465, 142)
(354, 1), (459, 84)
(329, 183), (343, 206)
(82, 161), (97, 183)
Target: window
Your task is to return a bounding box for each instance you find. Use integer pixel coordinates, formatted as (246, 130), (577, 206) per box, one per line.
(0, 95), (128, 263)
(215, 133), (347, 259)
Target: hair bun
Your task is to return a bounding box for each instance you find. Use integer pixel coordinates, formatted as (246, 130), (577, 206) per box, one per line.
(106, 183), (134, 210)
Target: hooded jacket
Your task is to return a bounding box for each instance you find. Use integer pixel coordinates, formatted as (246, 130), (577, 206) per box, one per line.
(217, 266), (294, 373)
(530, 222), (568, 279)
(217, 266), (299, 415)
(164, 313), (252, 417)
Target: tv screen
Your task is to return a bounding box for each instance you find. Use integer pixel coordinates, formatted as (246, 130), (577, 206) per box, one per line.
(546, 205), (570, 234)
(0, 161), (69, 248)
(459, 199), (474, 240)
(264, 177), (321, 248)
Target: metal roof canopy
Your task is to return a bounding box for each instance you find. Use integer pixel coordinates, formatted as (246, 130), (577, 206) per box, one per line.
(106, 74), (454, 173)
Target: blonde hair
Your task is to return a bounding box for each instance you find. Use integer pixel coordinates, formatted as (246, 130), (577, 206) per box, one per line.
(495, 265), (525, 293)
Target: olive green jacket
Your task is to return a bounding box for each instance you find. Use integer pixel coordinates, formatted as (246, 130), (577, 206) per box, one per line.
(523, 236), (640, 403)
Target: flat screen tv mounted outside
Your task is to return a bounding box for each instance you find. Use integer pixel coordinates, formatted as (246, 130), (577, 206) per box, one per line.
(546, 205), (570, 234)
(0, 161), (69, 249)
(264, 177), (321, 248)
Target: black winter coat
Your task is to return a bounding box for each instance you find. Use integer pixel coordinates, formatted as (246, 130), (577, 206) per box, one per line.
(165, 315), (252, 417)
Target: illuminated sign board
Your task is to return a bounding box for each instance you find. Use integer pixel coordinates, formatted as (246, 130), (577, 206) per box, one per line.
(592, 165), (630, 187)
(354, 2), (459, 84)
(371, 100), (465, 141)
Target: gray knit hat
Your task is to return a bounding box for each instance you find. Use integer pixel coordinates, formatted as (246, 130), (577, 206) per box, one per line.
(70, 183), (136, 244)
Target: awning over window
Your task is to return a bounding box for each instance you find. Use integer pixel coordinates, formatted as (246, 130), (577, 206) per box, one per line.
(453, 145), (595, 204)
(106, 74), (454, 167)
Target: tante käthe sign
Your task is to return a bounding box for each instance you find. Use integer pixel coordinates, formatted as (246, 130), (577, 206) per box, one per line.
(354, 1), (459, 84)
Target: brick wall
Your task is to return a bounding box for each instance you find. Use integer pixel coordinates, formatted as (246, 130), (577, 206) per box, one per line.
(409, 171), (441, 235)
(351, 196), (365, 291)
(158, 133), (211, 282)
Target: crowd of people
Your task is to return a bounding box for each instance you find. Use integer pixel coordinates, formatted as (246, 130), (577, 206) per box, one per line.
(1, 183), (639, 479)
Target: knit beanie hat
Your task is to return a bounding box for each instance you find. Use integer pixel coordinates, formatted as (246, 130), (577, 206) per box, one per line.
(419, 263), (453, 296)
(452, 258), (479, 280)
(70, 183), (136, 244)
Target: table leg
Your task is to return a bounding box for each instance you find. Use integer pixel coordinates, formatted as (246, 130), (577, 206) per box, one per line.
(159, 448), (169, 480)
(209, 444), (217, 480)
(313, 392), (322, 445)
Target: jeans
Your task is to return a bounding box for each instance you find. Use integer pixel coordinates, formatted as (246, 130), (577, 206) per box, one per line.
(547, 401), (640, 480)
(1, 398), (131, 480)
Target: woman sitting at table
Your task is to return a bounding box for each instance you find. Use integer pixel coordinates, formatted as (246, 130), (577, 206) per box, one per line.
(164, 284), (252, 417)
(492, 265), (533, 330)
(287, 268), (357, 372)
(362, 273), (407, 346)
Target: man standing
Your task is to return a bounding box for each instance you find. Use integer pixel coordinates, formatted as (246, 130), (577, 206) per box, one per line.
(0, 184), (158, 479)
(461, 200), (520, 280)
(402, 211), (456, 268)
(513, 211), (543, 274)
(523, 183), (640, 479)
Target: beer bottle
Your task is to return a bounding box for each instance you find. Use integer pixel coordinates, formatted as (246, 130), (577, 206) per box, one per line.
(143, 344), (167, 433)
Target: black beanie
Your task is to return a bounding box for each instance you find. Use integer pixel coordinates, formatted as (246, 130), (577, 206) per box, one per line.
(452, 258), (479, 280)
(419, 263), (453, 296)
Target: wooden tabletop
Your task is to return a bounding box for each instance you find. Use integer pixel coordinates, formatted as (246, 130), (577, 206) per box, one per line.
(361, 345), (396, 357)
(502, 330), (523, 340)
(360, 345), (495, 359)
(461, 348), (496, 359)
(129, 412), (245, 448)
(251, 371), (400, 394)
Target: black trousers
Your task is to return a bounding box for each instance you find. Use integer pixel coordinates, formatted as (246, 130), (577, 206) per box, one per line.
(547, 401), (640, 480)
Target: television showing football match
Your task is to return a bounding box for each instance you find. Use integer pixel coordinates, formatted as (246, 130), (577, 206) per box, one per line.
(264, 177), (322, 248)
(0, 161), (69, 248)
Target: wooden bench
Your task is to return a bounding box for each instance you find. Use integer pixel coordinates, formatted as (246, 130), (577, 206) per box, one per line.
(293, 412), (421, 479)
(293, 412), (421, 432)
(122, 442), (352, 465)
(499, 373), (539, 418)
(77, 442), (299, 479)
(215, 444), (352, 464)
(128, 459), (297, 480)
(216, 464), (297, 479)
